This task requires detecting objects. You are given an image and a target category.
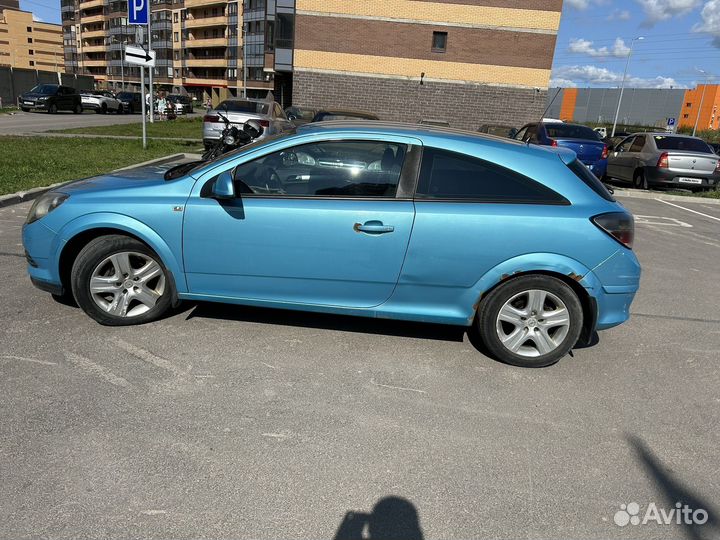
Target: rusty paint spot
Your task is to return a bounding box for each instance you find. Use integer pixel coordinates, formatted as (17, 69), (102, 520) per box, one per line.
(568, 272), (583, 282)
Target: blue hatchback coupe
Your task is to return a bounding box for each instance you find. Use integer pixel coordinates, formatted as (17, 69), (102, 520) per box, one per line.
(22, 122), (640, 367)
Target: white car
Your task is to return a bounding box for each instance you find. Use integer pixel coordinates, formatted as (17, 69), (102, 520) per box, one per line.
(80, 91), (122, 114)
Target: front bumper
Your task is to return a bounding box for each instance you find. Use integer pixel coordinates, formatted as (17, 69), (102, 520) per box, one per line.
(645, 167), (719, 189)
(22, 220), (64, 295)
(81, 101), (100, 110)
(20, 100), (48, 110)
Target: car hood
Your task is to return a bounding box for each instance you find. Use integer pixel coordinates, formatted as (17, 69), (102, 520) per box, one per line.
(59, 158), (188, 195)
(20, 92), (52, 99)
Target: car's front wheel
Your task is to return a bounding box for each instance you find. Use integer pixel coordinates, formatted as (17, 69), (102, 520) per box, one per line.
(71, 235), (173, 326)
(48, 103), (57, 114)
(477, 275), (583, 367)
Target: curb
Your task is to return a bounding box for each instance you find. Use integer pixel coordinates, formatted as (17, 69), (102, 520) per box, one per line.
(0, 153), (200, 209)
(612, 188), (720, 205)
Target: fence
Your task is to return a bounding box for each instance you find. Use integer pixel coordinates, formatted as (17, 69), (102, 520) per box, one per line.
(0, 67), (94, 108)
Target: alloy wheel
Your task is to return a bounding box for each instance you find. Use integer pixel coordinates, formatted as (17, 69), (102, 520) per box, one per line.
(89, 251), (165, 317)
(495, 289), (571, 358)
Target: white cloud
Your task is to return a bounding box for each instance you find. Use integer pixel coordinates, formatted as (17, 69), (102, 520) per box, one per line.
(568, 38), (631, 58)
(32, 14), (44, 22)
(550, 65), (682, 88)
(606, 9), (632, 20)
(565, 0), (592, 8)
(635, 0), (702, 25)
(693, 0), (720, 47)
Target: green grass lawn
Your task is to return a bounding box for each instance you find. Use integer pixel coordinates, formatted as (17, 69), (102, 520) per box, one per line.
(53, 116), (203, 139)
(0, 136), (201, 195)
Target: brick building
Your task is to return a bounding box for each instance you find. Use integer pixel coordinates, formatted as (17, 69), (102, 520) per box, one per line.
(0, 7), (64, 71)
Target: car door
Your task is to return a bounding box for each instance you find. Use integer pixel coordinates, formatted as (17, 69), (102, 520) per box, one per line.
(59, 86), (72, 110)
(608, 136), (635, 180)
(182, 134), (421, 308)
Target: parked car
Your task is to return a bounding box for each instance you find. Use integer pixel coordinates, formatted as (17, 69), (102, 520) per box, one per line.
(419, 118), (450, 127)
(478, 124), (515, 138)
(285, 106), (318, 126)
(606, 133), (720, 191)
(512, 122), (608, 178)
(166, 94), (193, 115)
(594, 127), (607, 139)
(22, 122), (640, 368)
(115, 91), (143, 114)
(311, 109), (379, 122)
(203, 98), (293, 149)
(80, 90), (122, 114)
(18, 84), (82, 114)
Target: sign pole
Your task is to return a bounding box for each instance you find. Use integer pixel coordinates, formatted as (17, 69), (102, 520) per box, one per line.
(148, 23), (154, 123)
(140, 66), (147, 149)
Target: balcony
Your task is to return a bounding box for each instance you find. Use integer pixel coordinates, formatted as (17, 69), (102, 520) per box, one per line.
(184, 37), (227, 48)
(82, 44), (107, 52)
(184, 0), (227, 7)
(82, 59), (107, 66)
(185, 57), (226, 67)
(61, 4), (76, 13)
(184, 15), (227, 29)
(184, 76), (226, 86)
(82, 29), (106, 38)
(81, 13), (108, 23)
(79, 0), (104, 8)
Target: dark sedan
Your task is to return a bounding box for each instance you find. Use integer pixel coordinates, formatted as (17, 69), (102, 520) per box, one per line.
(115, 91), (143, 114)
(18, 84), (82, 114)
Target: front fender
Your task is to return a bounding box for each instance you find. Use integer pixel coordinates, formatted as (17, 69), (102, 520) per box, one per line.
(52, 212), (187, 293)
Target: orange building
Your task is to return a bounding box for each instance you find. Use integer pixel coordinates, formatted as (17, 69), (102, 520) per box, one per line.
(678, 84), (720, 132)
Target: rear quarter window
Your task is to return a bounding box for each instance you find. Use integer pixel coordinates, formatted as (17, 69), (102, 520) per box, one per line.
(416, 148), (568, 204)
(567, 160), (615, 202)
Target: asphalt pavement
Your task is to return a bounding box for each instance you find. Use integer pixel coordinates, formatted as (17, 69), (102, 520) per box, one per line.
(0, 195), (718, 539)
(0, 110), (199, 135)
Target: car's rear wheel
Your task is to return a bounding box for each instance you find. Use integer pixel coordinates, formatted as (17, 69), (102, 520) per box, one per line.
(48, 103), (57, 114)
(71, 235), (173, 326)
(476, 275), (583, 367)
(101, 103), (108, 114)
(73, 104), (82, 114)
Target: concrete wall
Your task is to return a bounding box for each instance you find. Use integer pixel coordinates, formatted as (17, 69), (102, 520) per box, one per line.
(293, 71), (547, 131)
(0, 66), (94, 107)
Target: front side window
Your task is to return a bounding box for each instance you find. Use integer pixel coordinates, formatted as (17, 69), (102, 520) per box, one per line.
(416, 147), (566, 204)
(616, 137), (634, 152)
(229, 140), (408, 198)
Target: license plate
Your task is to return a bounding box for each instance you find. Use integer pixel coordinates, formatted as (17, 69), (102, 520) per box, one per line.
(24, 101), (32, 105)
(678, 177), (702, 184)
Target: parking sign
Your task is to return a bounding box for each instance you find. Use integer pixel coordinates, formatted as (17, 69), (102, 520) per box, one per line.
(667, 117), (676, 127)
(128, 0), (149, 25)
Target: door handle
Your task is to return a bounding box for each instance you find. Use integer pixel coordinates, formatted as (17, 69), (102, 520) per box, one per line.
(354, 221), (394, 234)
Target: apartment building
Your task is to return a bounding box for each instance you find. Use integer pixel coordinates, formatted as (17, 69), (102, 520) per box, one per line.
(0, 7), (64, 71)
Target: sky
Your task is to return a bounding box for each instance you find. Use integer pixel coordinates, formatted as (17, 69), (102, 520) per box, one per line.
(17, 0), (720, 89)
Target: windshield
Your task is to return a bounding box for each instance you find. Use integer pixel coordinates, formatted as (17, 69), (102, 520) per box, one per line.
(30, 84), (58, 94)
(654, 136), (712, 153)
(545, 124), (602, 141)
(217, 100), (269, 114)
(186, 131), (293, 177)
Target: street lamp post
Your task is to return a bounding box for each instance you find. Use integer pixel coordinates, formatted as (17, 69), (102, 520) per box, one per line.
(611, 36), (644, 138)
(693, 68), (710, 137)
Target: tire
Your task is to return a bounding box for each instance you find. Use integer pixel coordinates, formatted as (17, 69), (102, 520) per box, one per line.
(71, 235), (174, 326)
(21, 107), (30, 112)
(101, 103), (108, 114)
(633, 170), (648, 190)
(73, 104), (82, 114)
(48, 103), (57, 114)
(117, 104), (123, 114)
(476, 275), (583, 368)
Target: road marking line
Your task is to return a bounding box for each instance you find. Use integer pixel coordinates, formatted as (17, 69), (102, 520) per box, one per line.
(635, 215), (692, 228)
(370, 378), (427, 394)
(655, 199), (720, 222)
(1, 355), (57, 366)
(112, 338), (184, 376)
(65, 351), (131, 388)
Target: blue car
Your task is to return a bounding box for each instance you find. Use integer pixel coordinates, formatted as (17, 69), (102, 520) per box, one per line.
(513, 121), (609, 179)
(22, 122), (640, 367)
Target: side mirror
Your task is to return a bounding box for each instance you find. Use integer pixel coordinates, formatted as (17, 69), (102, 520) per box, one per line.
(211, 170), (235, 199)
(508, 128), (518, 138)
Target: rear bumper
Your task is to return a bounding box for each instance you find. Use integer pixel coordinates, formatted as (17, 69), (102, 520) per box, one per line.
(645, 167), (719, 188)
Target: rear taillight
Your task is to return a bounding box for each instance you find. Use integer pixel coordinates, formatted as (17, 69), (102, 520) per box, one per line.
(657, 152), (669, 168)
(258, 119), (270, 128)
(715, 159), (720, 173)
(601, 145), (608, 159)
(592, 212), (634, 249)
(550, 139), (558, 147)
(203, 114), (219, 123)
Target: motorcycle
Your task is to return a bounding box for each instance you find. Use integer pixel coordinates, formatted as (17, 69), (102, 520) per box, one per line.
(201, 109), (264, 162)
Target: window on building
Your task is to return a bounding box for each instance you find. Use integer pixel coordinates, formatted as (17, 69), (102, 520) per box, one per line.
(173, 12), (178, 22)
(27, 37), (33, 43)
(29, 60), (35, 66)
(27, 26), (32, 32)
(228, 2), (237, 14)
(174, 31), (179, 42)
(683, 113), (689, 119)
(686, 102), (692, 107)
(416, 148), (566, 204)
(228, 68), (236, 78)
(29, 49), (34, 55)
(431, 31), (447, 52)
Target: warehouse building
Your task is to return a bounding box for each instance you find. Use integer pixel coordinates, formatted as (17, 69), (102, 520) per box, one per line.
(546, 86), (720, 132)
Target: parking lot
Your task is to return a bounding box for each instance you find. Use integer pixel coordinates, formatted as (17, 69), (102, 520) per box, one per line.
(0, 194), (719, 539)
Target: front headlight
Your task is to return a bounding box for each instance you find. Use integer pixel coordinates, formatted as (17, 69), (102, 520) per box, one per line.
(26, 192), (68, 224)
(37, 96), (49, 101)
(223, 134), (236, 145)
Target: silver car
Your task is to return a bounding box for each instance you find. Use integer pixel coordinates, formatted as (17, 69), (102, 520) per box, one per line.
(607, 133), (719, 191)
(203, 98), (294, 148)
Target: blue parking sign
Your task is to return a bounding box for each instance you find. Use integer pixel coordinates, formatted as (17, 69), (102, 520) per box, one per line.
(667, 117), (676, 126)
(128, 0), (149, 25)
